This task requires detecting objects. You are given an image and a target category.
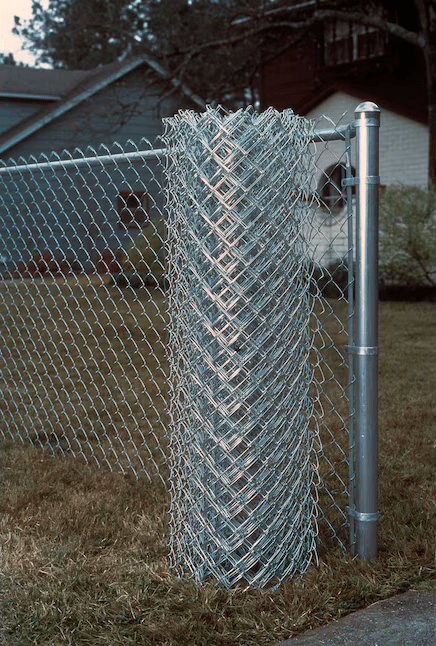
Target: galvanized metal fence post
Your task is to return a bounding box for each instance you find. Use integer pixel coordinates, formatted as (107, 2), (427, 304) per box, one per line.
(352, 101), (381, 560)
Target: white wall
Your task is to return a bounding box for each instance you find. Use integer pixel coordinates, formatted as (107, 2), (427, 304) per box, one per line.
(304, 91), (429, 265)
(306, 91), (429, 188)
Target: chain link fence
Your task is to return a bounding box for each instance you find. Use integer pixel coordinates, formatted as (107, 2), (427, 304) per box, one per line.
(0, 107), (362, 587)
(0, 140), (170, 483)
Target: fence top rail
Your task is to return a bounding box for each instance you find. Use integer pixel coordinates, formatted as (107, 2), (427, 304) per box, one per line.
(0, 123), (355, 176)
(0, 147), (167, 176)
(311, 123), (356, 142)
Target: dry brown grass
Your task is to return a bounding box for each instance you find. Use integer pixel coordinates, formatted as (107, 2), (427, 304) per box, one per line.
(1, 298), (435, 645)
(0, 278), (169, 480)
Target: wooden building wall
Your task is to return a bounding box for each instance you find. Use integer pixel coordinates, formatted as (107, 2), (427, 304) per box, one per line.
(260, 34), (321, 113)
(0, 99), (48, 136)
(260, 30), (427, 126)
(0, 67), (184, 269)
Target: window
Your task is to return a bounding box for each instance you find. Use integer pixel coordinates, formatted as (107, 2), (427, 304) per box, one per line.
(323, 19), (387, 67)
(118, 191), (150, 229)
(318, 163), (355, 212)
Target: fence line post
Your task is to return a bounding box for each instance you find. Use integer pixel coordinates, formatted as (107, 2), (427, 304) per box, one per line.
(353, 101), (381, 560)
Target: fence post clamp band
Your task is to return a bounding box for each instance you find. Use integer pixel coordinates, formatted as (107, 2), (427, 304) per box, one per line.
(342, 176), (380, 187)
(353, 117), (380, 128)
(347, 507), (380, 523)
(345, 345), (380, 356)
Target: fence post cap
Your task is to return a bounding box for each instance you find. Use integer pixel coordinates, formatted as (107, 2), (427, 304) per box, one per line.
(355, 101), (381, 116)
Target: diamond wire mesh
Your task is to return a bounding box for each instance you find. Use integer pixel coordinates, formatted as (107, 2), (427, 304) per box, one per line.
(309, 112), (356, 552)
(0, 108), (356, 588)
(162, 107), (321, 587)
(0, 140), (169, 483)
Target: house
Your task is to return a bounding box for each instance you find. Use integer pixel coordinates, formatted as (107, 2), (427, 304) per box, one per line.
(259, 11), (429, 265)
(0, 55), (205, 270)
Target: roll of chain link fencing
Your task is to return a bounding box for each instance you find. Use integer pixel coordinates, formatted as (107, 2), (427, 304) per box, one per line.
(163, 107), (320, 588)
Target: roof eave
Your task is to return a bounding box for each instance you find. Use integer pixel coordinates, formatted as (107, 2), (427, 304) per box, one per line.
(0, 92), (61, 101)
(0, 54), (205, 156)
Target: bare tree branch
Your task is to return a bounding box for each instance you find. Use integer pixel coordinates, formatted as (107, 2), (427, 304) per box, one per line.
(314, 9), (426, 48)
(169, 6), (425, 69)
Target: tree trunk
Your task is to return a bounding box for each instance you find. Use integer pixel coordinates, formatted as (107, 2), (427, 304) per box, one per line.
(426, 40), (436, 186)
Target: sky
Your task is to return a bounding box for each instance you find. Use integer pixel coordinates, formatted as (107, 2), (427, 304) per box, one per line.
(0, 0), (49, 66)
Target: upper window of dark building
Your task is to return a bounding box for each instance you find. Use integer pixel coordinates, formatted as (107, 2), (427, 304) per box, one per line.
(323, 18), (388, 67)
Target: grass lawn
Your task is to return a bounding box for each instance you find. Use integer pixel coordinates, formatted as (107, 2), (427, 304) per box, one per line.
(1, 299), (435, 645)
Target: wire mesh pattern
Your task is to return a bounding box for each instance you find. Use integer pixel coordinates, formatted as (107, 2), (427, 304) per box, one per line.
(0, 108), (357, 587)
(0, 140), (169, 483)
(309, 114), (357, 552)
(163, 107), (321, 587)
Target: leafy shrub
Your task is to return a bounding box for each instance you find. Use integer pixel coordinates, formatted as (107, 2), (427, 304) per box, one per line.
(121, 218), (166, 287)
(28, 250), (62, 275)
(378, 283), (436, 301)
(379, 185), (436, 287)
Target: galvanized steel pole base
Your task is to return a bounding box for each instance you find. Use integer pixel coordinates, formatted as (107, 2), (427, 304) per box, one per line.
(163, 107), (319, 588)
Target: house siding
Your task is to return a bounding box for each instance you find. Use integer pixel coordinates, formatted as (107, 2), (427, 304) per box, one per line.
(0, 99), (49, 136)
(305, 91), (429, 265)
(260, 34), (320, 112)
(0, 67), (183, 268)
(0, 162), (163, 269)
(1, 68), (178, 162)
(306, 91), (429, 187)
